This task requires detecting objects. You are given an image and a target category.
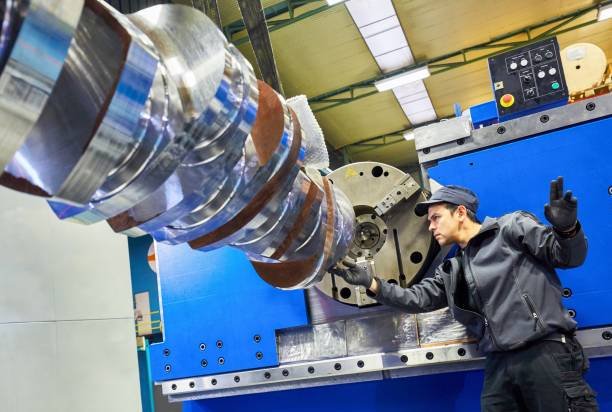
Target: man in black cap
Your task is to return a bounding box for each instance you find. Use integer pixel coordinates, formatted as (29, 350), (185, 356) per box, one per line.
(330, 176), (598, 411)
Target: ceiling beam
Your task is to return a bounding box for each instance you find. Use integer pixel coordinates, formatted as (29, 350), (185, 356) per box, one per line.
(225, 1), (332, 46)
(340, 127), (409, 151)
(336, 116), (444, 154)
(238, 0), (284, 94)
(309, 1), (610, 113)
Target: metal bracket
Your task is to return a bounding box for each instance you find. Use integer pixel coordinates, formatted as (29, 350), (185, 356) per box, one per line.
(414, 116), (472, 151)
(374, 174), (420, 216)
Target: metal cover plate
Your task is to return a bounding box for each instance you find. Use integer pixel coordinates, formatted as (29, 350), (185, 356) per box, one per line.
(148, 243), (309, 381)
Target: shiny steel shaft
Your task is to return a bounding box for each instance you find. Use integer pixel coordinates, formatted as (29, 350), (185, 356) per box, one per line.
(0, 1), (354, 288)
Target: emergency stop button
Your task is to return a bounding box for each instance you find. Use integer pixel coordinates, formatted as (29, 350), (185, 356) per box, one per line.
(500, 93), (515, 108)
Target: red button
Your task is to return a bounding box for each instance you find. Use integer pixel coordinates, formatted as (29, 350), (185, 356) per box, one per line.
(500, 94), (514, 108)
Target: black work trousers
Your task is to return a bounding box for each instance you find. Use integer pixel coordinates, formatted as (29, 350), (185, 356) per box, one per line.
(481, 336), (599, 412)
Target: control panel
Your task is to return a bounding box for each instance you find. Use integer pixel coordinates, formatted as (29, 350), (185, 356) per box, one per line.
(488, 37), (568, 121)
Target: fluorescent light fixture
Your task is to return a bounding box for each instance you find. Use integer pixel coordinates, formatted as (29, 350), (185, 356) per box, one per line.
(326, 0), (348, 5)
(598, 3), (612, 21)
(403, 131), (415, 141)
(374, 65), (431, 92)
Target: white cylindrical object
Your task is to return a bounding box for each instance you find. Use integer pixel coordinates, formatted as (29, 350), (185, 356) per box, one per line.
(561, 43), (607, 94)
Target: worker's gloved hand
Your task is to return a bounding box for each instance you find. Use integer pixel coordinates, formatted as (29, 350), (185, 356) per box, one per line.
(544, 176), (578, 232)
(329, 258), (372, 288)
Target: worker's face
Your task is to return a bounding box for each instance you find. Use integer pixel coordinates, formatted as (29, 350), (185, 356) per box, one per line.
(426, 203), (464, 246)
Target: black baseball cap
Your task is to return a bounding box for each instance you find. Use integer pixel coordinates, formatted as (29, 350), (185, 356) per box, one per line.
(415, 185), (479, 217)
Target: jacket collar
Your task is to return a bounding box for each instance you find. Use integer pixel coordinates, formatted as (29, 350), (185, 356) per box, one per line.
(463, 217), (499, 249)
(478, 216), (499, 234)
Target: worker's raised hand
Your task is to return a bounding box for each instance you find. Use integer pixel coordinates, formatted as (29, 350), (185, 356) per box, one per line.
(544, 176), (577, 232)
(329, 258), (372, 288)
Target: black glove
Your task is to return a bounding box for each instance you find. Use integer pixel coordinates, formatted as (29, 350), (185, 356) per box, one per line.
(329, 258), (373, 288)
(544, 176), (577, 232)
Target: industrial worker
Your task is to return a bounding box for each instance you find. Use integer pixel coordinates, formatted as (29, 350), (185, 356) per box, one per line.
(330, 177), (599, 412)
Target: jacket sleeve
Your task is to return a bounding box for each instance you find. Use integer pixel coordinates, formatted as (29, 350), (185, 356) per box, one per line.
(509, 211), (587, 268)
(373, 266), (448, 313)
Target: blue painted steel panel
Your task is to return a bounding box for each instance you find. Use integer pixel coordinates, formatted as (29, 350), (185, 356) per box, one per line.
(427, 115), (612, 328)
(498, 99), (567, 122)
(183, 357), (612, 411)
(150, 243), (309, 381)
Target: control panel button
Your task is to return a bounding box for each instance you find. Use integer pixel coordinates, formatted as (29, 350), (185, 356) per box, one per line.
(509, 61), (518, 70)
(551, 82), (560, 90)
(544, 50), (554, 59)
(500, 94), (515, 107)
(534, 54), (542, 62)
(548, 67), (557, 75)
(537, 71), (545, 79)
(523, 74), (532, 84)
(520, 58), (528, 67)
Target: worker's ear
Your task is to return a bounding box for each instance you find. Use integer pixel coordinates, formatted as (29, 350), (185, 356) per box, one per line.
(456, 205), (468, 221)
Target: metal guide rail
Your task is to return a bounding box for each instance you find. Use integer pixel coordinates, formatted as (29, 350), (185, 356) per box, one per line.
(160, 327), (612, 401)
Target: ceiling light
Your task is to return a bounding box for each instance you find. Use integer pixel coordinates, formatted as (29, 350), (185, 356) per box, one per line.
(403, 131), (415, 141)
(598, 3), (612, 21)
(326, 0), (348, 5)
(374, 66), (431, 92)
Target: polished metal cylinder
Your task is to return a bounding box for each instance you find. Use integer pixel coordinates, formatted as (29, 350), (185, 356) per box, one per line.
(0, 1), (354, 289)
(0, 0), (83, 175)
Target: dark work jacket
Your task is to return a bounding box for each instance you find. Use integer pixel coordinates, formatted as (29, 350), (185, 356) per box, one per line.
(374, 212), (588, 353)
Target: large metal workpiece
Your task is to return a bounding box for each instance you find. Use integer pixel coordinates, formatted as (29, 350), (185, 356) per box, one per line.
(0, 0), (359, 288)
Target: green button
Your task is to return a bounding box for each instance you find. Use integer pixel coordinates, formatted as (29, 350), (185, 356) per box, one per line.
(552, 82), (560, 90)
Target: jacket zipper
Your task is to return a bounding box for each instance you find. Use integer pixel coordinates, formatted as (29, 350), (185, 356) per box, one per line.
(482, 317), (502, 350)
(510, 255), (543, 332)
(522, 293), (542, 331)
(461, 252), (502, 351)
